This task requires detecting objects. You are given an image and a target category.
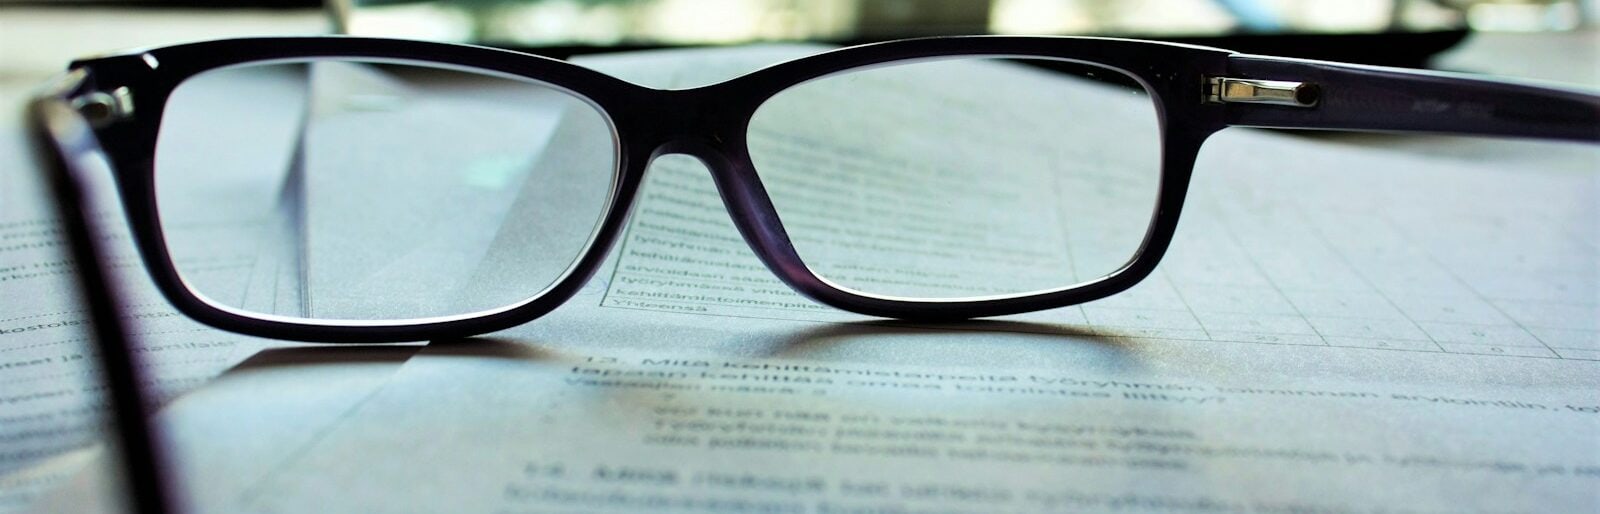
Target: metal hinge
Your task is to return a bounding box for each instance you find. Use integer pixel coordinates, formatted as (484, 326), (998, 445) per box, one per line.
(1205, 77), (1320, 107)
(71, 86), (135, 128)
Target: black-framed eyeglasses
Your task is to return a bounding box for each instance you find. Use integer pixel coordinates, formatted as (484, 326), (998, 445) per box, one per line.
(30, 35), (1600, 345)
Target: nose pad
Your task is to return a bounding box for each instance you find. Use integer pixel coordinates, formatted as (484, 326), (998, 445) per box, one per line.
(611, 151), (765, 295)
(645, 136), (755, 217)
(649, 138), (794, 249)
(641, 141), (782, 248)
(621, 142), (811, 304)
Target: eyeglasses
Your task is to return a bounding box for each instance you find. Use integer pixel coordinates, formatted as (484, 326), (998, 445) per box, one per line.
(30, 36), (1600, 344)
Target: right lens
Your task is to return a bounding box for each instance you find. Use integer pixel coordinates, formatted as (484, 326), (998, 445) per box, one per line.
(748, 57), (1163, 301)
(154, 59), (617, 322)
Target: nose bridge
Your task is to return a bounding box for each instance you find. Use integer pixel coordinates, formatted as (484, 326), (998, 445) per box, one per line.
(621, 84), (808, 304)
(634, 85), (744, 166)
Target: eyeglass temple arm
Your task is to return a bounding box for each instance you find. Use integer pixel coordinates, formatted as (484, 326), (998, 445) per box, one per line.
(27, 69), (177, 514)
(1218, 54), (1600, 144)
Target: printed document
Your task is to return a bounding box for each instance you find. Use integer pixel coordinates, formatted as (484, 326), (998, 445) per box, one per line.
(0, 112), (286, 511)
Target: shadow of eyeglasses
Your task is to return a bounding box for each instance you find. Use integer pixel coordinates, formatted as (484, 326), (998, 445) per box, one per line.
(223, 318), (1142, 375)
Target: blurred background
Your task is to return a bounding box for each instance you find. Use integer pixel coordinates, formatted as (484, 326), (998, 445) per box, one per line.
(1, 0), (1596, 71)
(3, 0), (1595, 79)
(325, 0), (1594, 45)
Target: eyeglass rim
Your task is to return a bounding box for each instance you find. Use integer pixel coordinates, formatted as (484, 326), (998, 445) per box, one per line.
(40, 34), (1600, 342)
(41, 36), (1216, 342)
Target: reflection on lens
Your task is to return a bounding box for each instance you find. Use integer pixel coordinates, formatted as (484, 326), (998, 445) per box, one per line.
(748, 57), (1162, 300)
(155, 60), (616, 322)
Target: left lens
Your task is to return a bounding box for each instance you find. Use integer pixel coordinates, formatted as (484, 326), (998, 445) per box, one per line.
(155, 59), (618, 322)
(747, 56), (1163, 301)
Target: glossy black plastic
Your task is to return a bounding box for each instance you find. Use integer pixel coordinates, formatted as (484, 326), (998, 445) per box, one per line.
(35, 36), (1600, 343)
(29, 72), (174, 514)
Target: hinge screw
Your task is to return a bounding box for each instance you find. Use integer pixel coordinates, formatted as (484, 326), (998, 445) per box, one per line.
(70, 87), (134, 128)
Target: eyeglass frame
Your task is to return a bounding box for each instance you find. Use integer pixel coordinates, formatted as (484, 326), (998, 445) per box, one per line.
(30, 35), (1600, 345)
